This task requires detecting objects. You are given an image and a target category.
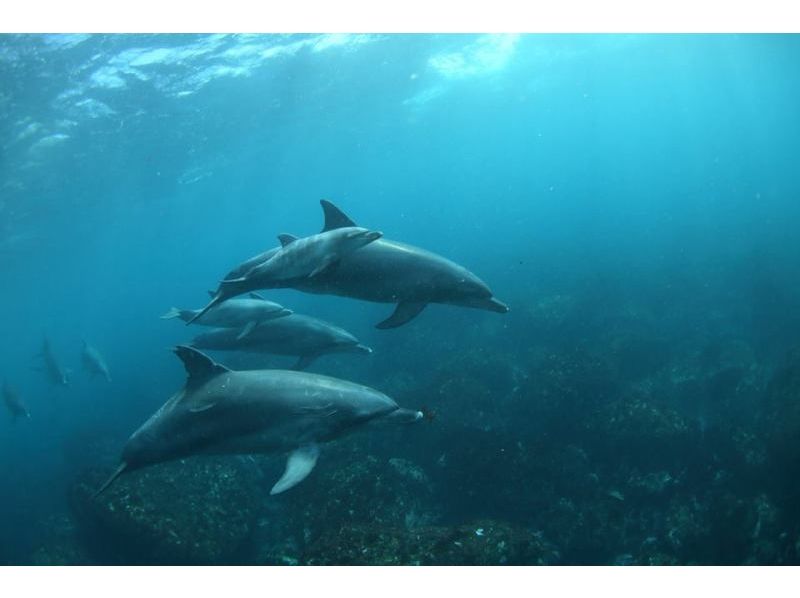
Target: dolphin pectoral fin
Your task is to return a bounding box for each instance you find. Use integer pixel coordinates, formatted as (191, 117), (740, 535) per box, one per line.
(308, 256), (337, 278)
(320, 199), (357, 231)
(270, 445), (320, 495)
(236, 321), (258, 340)
(291, 354), (317, 370)
(375, 302), (427, 329)
(188, 401), (217, 413)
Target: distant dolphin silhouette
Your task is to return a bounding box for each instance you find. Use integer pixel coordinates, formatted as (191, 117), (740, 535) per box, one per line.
(3, 381), (30, 419)
(36, 337), (69, 386)
(193, 200), (509, 328)
(81, 340), (112, 382)
(95, 346), (423, 497)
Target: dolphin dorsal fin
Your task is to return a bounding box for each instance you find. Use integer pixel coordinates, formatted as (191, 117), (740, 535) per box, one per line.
(320, 199), (357, 232)
(173, 345), (230, 389)
(277, 233), (298, 247)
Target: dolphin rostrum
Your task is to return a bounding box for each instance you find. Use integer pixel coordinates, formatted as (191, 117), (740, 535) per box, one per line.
(189, 313), (372, 370)
(36, 338), (69, 386)
(3, 381), (30, 419)
(95, 346), (423, 497)
(193, 200), (509, 328)
(81, 340), (112, 382)
(162, 293), (292, 338)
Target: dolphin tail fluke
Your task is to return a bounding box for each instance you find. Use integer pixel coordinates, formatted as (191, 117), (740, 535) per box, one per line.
(270, 444), (320, 495)
(94, 462), (128, 498)
(160, 307), (182, 320)
(375, 301), (427, 329)
(236, 321), (258, 340)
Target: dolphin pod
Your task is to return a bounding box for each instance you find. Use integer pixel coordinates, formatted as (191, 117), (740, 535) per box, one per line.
(191, 200), (509, 328)
(95, 346), (422, 496)
(189, 313), (372, 370)
(95, 198), (507, 497)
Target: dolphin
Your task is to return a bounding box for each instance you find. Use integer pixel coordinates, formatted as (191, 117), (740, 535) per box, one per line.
(3, 381), (30, 419)
(36, 338), (69, 386)
(192, 200), (509, 328)
(81, 340), (112, 382)
(162, 293), (292, 338)
(189, 313), (372, 370)
(222, 226), (382, 289)
(95, 346), (423, 496)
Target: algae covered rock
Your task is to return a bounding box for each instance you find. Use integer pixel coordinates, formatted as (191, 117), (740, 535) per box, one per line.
(70, 456), (263, 564)
(302, 519), (559, 565)
(583, 390), (691, 468)
(276, 444), (438, 540)
(29, 513), (95, 565)
(762, 348), (800, 467)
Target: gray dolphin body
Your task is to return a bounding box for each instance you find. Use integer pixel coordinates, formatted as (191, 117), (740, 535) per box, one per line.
(96, 346), (423, 496)
(192, 200), (509, 328)
(162, 293), (292, 338)
(39, 338), (69, 386)
(225, 226), (383, 286)
(82, 340), (112, 382)
(190, 313), (371, 370)
(3, 381), (30, 419)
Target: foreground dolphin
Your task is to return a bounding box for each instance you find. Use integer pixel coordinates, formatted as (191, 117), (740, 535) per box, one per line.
(190, 313), (372, 370)
(36, 338), (69, 386)
(163, 293), (292, 338)
(82, 340), (112, 382)
(194, 200), (509, 328)
(95, 346), (423, 496)
(3, 381), (30, 419)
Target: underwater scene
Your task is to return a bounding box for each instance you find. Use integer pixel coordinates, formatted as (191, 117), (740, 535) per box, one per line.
(1, 33), (800, 565)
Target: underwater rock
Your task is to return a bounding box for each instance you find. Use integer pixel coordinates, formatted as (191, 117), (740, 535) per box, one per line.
(273, 443), (438, 544)
(582, 390), (691, 469)
(70, 456), (262, 564)
(29, 513), (94, 565)
(302, 520), (560, 565)
(762, 348), (800, 470)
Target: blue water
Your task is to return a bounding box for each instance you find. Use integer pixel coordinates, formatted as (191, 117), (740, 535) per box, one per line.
(1, 33), (800, 565)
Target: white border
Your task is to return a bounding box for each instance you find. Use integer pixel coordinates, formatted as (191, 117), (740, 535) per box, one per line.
(1, 0), (799, 33)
